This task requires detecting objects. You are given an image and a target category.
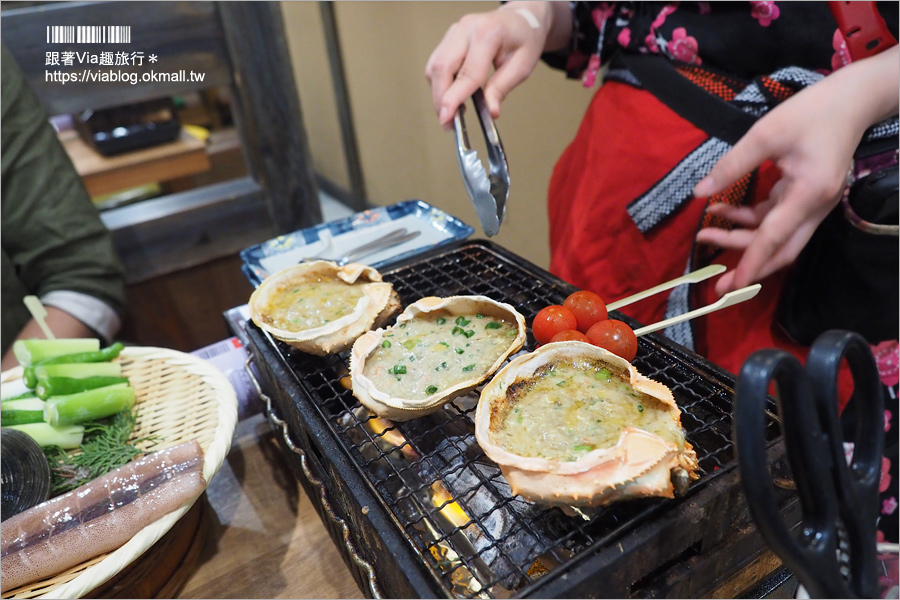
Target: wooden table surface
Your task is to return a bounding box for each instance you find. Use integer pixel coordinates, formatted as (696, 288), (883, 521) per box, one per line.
(176, 413), (363, 599)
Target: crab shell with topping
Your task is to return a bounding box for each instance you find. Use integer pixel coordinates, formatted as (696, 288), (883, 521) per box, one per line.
(350, 295), (526, 421)
(475, 341), (699, 507)
(248, 261), (401, 356)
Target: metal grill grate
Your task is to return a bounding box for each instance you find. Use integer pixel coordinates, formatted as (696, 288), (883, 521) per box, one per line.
(258, 241), (784, 598)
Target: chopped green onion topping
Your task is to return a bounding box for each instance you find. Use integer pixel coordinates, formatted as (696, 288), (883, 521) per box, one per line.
(462, 364), (475, 372)
(637, 404), (644, 412)
(573, 444), (593, 452)
(452, 326), (466, 336)
(476, 313), (485, 319)
(381, 340), (392, 348)
(455, 348), (465, 354)
(435, 362), (448, 371)
(455, 316), (471, 326)
(464, 330), (475, 338)
(425, 385), (438, 395)
(596, 368), (612, 381)
(389, 365), (407, 375)
(437, 317), (447, 325)
(485, 321), (502, 329)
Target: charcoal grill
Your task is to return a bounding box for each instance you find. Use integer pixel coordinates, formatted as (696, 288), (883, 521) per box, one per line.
(244, 240), (801, 598)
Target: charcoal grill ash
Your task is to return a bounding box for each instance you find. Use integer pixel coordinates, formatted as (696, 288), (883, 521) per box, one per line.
(245, 240), (801, 598)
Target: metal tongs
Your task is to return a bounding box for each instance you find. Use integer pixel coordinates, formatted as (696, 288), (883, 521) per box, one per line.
(453, 89), (509, 237)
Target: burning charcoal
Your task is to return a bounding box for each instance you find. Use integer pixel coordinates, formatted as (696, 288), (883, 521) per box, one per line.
(417, 435), (558, 589)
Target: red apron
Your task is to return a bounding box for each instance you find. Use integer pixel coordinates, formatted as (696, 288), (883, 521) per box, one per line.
(546, 80), (849, 397)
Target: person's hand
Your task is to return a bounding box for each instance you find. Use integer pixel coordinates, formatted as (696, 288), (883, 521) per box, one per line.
(425, 1), (572, 129)
(694, 46), (899, 297)
(0, 306), (97, 371)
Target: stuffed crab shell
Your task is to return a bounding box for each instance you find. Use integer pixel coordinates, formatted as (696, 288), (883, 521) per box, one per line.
(249, 261), (400, 355)
(475, 341), (698, 507)
(350, 295), (526, 421)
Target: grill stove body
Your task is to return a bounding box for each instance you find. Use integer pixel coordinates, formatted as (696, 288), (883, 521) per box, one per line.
(244, 240), (801, 599)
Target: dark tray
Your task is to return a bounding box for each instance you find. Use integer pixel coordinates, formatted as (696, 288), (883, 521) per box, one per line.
(245, 239), (800, 598)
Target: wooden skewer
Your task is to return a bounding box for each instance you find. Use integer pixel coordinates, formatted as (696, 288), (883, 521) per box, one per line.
(633, 284), (762, 337)
(606, 264), (727, 311)
(24, 295), (55, 340)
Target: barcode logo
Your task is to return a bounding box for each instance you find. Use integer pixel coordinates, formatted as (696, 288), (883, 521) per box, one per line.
(46, 25), (131, 44)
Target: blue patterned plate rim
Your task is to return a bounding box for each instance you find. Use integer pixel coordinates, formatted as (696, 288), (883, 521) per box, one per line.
(240, 199), (474, 287)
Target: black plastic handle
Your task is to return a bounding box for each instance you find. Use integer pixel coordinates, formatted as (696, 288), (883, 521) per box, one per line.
(805, 330), (883, 599)
(735, 349), (849, 598)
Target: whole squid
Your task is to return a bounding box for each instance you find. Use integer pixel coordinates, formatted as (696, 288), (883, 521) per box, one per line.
(1, 440), (205, 593)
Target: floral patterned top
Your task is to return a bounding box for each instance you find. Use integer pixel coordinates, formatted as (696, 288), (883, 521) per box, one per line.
(543, 1), (899, 86)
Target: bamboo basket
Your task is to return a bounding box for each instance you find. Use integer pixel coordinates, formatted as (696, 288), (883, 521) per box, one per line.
(1, 346), (238, 599)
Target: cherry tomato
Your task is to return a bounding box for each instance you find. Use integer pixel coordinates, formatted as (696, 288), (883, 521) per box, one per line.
(586, 319), (638, 362)
(550, 329), (590, 343)
(563, 290), (608, 333)
(532, 305), (578, 345)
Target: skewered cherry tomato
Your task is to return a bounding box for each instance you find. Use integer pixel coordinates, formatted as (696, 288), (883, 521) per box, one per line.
(586, 319), (638, 362)
(550, 329), (590, 343)
(532, 305), (578, 345)
(563, 290), (608, 333)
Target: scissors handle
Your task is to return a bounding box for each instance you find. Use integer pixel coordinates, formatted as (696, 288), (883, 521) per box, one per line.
(806, 330), (884, 598)
(736, 350), (847, 597)
(735, 331), (884, 599)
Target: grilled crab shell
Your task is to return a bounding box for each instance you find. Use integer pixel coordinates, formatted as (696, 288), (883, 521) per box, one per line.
(475, 341), (699, 507)
(350, 295), (526, 421)
(248, 261), (400, 356)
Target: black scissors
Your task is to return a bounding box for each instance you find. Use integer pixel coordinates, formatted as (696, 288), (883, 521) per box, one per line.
(734, 330), (885, 599)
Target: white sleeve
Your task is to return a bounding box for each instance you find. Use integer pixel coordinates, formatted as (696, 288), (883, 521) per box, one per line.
(40, 290), (122, 344)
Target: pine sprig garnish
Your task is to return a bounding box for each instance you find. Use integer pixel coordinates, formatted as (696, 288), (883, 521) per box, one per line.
(44, 409), (160, 496)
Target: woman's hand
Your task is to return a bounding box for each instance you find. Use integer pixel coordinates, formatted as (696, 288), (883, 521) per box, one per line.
(425, 1), (572, 129)
(694, 46), (899, 297)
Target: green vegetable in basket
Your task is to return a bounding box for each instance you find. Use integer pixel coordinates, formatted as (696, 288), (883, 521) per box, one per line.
(23, 344), (124, 388)
(1, 391), (39, 403)
(28, 362), (123, 388)
(1, 397), (47, 426)
(44, 383), (136, 427)
(7, 422), (85, 449)
(44, 409), (155, 495)
(35, 376), (130, 400)
(12, 338), (100, 367)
